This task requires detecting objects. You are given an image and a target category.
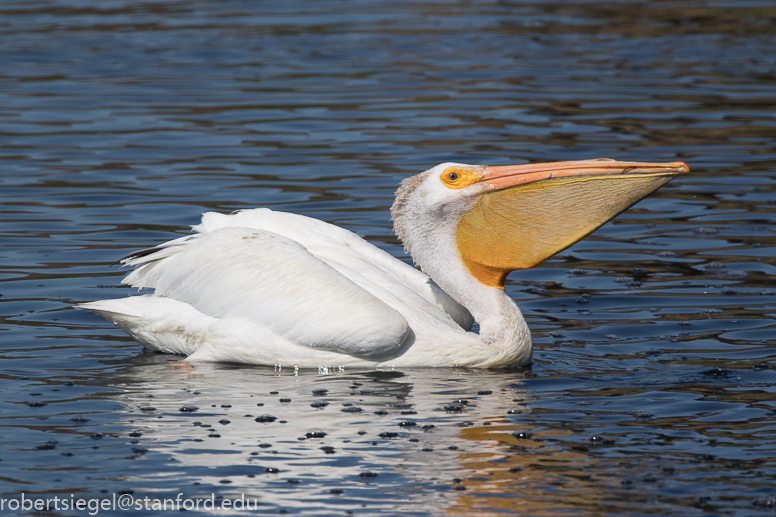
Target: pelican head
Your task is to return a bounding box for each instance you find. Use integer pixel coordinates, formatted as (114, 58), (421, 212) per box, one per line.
(392, 158), (689, 295)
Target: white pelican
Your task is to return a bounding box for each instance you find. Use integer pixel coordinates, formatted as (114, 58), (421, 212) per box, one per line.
(78, 159), (688, 368)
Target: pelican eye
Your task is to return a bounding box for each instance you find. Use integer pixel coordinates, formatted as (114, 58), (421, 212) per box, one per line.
(440, 167), (483, 189)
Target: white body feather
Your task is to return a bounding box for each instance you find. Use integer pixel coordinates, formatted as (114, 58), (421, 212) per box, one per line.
(79, 163), (537, 368)
(79, 208), (531, 367)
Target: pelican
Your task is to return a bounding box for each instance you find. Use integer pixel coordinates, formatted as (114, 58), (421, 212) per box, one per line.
(78, 159), (688, 368)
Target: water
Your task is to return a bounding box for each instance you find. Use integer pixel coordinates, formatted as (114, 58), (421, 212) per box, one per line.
(1, 0), (775, 515)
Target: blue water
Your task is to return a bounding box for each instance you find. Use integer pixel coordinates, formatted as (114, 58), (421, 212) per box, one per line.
(1, 1), (776, 515)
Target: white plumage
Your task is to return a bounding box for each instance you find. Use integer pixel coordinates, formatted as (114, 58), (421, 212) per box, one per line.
(79, 207), (501, 366)
(79, 159), (688, 368)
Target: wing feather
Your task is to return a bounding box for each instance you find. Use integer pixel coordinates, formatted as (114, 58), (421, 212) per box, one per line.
(123, 226), (410, 359)
(191, 209), (473, 330)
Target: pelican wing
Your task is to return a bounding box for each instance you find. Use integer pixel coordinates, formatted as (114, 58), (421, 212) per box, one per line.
(119, 224), (411, 359)
(187, 209), (473, 330)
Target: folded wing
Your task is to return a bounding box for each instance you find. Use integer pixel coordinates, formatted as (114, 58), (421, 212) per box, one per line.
(119, 224), (411, 359)
(187, 209), (473, 330)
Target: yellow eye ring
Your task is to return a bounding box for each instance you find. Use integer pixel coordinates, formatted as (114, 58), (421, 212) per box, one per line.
(440, 167), (483, 189)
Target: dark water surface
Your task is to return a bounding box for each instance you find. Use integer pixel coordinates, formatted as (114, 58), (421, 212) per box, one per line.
(2, 1), (776, 515)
